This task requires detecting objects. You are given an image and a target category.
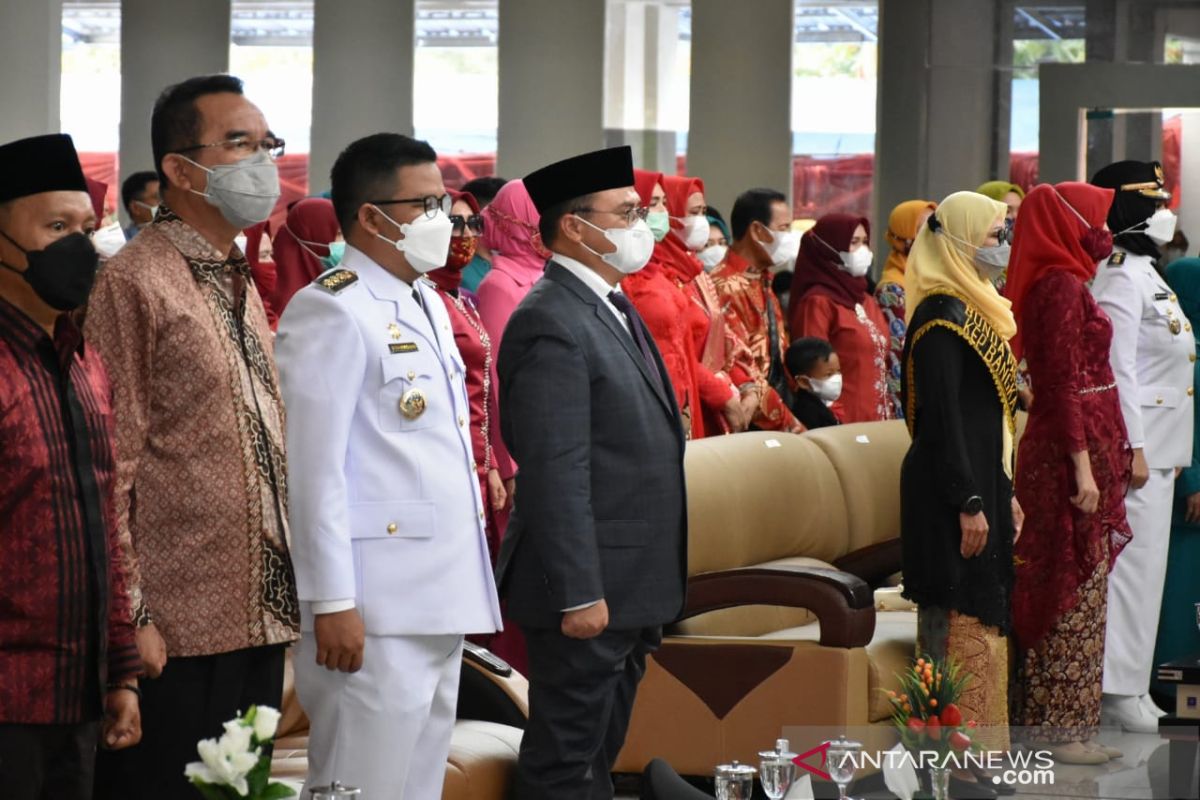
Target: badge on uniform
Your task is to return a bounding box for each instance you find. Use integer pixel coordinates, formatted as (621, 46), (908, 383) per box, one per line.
(316, 269), (358, 293)
(1107, 252), (1126, 267)
(1170, 318), (1183, 335)
(399, 388), (427, 420)
(389, 342), (419, 354)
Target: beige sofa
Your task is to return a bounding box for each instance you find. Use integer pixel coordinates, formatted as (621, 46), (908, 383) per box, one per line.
(614, 421), (920, 777)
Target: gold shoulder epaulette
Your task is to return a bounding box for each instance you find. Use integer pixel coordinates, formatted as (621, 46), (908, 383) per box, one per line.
(315, 268), (358, 293)
(1107, 252), (1126, 267)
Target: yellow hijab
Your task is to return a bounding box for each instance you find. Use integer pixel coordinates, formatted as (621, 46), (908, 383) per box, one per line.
(906, 191), (1016, 338)
(907, 191), (1018, 478)
(881, 200), (937, 288)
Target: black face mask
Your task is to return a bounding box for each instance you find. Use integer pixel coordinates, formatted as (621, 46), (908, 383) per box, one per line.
(0, 229), (99, 311)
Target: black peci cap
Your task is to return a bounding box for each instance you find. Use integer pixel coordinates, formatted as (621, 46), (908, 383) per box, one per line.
(523, 146), (636, 214)
(0, 134), (88, 205)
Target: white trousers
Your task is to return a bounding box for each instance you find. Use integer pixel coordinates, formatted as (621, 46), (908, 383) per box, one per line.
(295, 632), (464, 799)
(1103, 467), (1174, 696)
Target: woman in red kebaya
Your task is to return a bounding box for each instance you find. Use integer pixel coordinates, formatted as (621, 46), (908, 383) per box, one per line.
(427, 189), (525, 672)
(625, 169), (744, 438)
(661, 174), (754, 434)
(1006, 183), (1132, 764)
(789, 213), (892, 423)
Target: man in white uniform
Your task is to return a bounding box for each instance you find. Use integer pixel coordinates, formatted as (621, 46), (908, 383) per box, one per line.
(1091, 160), (1195, 733)
(275, 132), (501, 797)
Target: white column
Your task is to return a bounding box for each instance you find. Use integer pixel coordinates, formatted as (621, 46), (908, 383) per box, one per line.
(497, 0), (606, 178)
(687, 0), (793, 218)
(0, 0), (63, 142)
(309, 0), (415, 194)
(119, 0), (231, 185)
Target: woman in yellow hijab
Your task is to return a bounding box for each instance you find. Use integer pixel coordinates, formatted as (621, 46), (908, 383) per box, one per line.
(876, 200), (937, 418)
(899, 191), (1021, 779)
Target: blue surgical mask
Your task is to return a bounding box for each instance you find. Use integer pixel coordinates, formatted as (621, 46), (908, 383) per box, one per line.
(321, 240), (346, 270)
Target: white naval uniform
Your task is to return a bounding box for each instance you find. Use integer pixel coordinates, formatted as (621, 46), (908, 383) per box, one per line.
(1091, 248), (1195, 696)
(275, 245), (502, 799)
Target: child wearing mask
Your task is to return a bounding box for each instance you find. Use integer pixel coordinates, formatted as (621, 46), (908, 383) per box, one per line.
(785, 337), (842, 430)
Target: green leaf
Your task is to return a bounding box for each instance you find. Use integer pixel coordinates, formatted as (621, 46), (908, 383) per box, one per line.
(192, 782), (234, 800)
(245, 757), (271, 795)
(257, 782), (298, 800)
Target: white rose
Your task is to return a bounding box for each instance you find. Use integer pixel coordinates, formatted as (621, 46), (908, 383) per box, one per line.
(252, 705), (282, 742)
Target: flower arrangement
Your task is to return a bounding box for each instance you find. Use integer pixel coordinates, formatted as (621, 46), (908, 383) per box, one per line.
(886, 654), (977, 762)
(184, 705), (295, 799)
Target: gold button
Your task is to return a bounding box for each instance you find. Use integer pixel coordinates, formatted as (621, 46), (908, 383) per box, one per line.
(387, 522), (398, 534)
(1171, 294), (1179, 302)
(1189, 387), (1195, 397)
(1187, 323), (1193, 333)
(1157, 397), (1165, 405)
(1167, 308), (1175, 317)
(479, 511), (485, 521)
(1190, 354), (1197, 363)
(471, 461), (478, 470)
(407, 370), (416, 380)
(458, 416), (465, 427)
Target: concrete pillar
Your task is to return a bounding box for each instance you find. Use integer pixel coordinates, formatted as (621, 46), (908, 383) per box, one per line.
(874, 0), (997, 253)
(1177, 112), (1200, 247)
(497, 0), (605, 178)
(309, 0), (414, 194)
(120, 0), (230, 189)
(0, 0), (62, 142)
(687, 0), (792, 218)
(604, 1), (679, 175)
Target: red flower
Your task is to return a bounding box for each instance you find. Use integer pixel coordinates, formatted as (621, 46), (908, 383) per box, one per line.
(926, 716), (942, 741)
(907, 718), (926, 735)
(949, 731), (971, 752)
(941, 703), (963, 728)
(966, 720), (978, 729)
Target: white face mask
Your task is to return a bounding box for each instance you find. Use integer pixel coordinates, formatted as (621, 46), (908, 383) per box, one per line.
(698, 244), (727, 273)
(762, 227), (801, 271)
(133, 200), (158, 222)
(1144, 208), (1178, 245)
(973, 244), (1011, 280)
(839, 246), (873, 277)
(92, 223), (128, 259)
(677, 215), (709, 251)
(807, 373), (843, 404)
(182, 150), (280, 229)
(576, 216), (655, 275)
(374, 206), (455, 274)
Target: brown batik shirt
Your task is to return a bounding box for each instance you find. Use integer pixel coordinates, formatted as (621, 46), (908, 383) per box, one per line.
(84, 206), (299, 657)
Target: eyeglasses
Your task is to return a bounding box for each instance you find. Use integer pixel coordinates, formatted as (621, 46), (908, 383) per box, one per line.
(450, 214), (485, 236)
(368, 194), (453, 219)
(576, 205), (648, 227)
(175, 135), (285, 160)
(997, 219), (1014, 246)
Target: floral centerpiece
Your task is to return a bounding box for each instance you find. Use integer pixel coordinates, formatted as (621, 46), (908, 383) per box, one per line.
(184, 705), (295, 799)
(886, 654), (977, 763)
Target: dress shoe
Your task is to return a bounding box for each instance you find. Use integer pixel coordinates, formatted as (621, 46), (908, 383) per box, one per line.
(1047, 741), (1109, 765)
(1084, 739), (1123, 759)
(1102, 693), (1160, 734)
(1139, 693), (1168, 718)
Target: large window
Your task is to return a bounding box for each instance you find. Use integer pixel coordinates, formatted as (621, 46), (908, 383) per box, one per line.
(413, 0), (499, 186)
(61, 1), (121, 221)
(790, 1), (878, 221)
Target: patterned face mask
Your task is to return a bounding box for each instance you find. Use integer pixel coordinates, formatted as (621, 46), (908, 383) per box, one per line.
(446, 235), (478, 270)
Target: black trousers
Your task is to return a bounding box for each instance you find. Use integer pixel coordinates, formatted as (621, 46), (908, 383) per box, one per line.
(94, 644), (285, 800)
(0, 721), (100, 800)
(515, 625), (661, 800)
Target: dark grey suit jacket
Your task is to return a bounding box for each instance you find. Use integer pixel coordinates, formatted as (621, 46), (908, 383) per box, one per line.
(495, 261), (688, 631)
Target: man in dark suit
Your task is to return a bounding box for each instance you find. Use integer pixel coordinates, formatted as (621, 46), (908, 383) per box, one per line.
(495, 145), (688, 799)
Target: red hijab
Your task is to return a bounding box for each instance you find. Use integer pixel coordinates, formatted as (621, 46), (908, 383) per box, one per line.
(85, 178), (108, 222)
(791, 212), (871, 309)
(633, 168), (670, 276)
(428, 190), (481, 294)
(1004, 182), (1115, 357)
(660, 175), (705, 284)
(241, 220), (279, 327)
(271, 198), (340, 315)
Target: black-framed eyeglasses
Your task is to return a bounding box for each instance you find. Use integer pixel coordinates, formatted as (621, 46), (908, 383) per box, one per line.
(450, 214), (485, 236)
(175, 135), (285, 160)
(577, 205), (648, 226)
(368, 194), (453, 219)
(997, 219), (1014, 246)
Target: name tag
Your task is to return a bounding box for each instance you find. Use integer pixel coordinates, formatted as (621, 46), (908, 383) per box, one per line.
(1155, 292), (1169, 301)
(389, 342), (419, 354)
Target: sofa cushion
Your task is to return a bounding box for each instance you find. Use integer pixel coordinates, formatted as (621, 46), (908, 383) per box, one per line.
(803, 421), (910, 555)
(683, 433), (850, 576)
(442, 721), (523, 800)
